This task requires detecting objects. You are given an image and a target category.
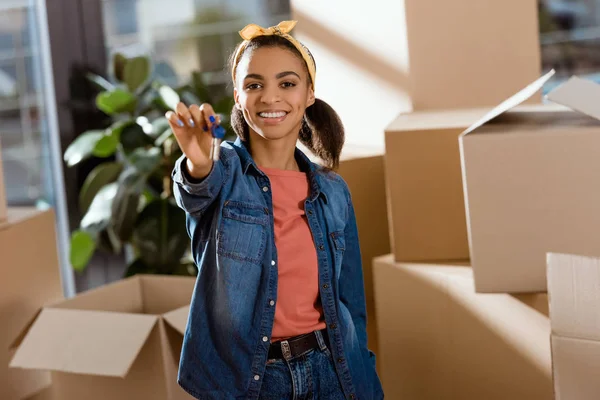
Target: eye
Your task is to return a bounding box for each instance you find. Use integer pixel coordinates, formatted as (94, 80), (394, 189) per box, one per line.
(246, 83), (262, 90)
(281, 81), (296, 88)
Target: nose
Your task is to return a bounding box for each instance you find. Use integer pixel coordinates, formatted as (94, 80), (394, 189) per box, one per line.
(259, 85), (281, 105)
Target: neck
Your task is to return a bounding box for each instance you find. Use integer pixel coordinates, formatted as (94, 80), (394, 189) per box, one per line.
(248, 131), (300, 171)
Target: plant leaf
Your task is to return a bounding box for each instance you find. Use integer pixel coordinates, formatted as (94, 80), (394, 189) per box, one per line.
(70, 230), (97, 272)
(93, 130), (120, 158)
(63, 130), (104, 167)
(213, 96), (234, 116)
(96, 89), (136, 115)
(128, 147), (162, 174)
(79, 162), (123, 214)
(154, 128), (173, 147)
(158, 85), (180, 111)
(80, 182), (119, 234)
(113, 53), (127, 82)
(132, 198), (189, 270)
(123, 56), (151, 92)
(150, 117), (170, 138)
(110, 168), (145, 241)
(124, 258), (156, 277)
(120, 122), (151, 153)
(86, 73), (115, 91)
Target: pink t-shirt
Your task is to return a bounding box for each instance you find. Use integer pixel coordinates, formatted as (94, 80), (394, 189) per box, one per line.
(260, 167), (327, 341)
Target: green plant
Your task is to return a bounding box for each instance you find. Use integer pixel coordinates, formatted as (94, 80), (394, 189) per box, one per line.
(66, 53), (235, 277)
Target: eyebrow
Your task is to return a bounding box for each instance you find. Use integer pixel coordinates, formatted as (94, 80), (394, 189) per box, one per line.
(243, 71), (301, 81)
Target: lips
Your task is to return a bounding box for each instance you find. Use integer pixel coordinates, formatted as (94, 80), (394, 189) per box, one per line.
(257, 110), (289, 125)
(258, 111), (288, 118)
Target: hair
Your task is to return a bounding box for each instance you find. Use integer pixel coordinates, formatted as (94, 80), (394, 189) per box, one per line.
(228, 35), (345, 170)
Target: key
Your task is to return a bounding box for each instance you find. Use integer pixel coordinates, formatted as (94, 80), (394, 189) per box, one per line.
(210, 124), (226, 161)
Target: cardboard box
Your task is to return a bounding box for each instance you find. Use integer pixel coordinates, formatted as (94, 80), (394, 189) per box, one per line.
(1, 208), (64, 400)
(10, 275), (196, 400)
(547, 253), (600, 400)
(337, 146), (390, 357)
(459, 70), (600, 292)
(0, 139), (7, 224)
(384, 108), (489, 261)
(373, 255), (552, 399)
(290, 0), (541, 148)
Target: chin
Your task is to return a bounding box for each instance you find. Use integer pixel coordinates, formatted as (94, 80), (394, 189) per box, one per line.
(250, 122), (301, 141)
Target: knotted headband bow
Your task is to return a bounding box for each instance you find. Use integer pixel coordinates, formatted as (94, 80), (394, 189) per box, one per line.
(231, 20), (316, 90)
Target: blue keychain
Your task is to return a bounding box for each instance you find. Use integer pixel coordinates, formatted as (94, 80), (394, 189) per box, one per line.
(210, 121), (226, 161)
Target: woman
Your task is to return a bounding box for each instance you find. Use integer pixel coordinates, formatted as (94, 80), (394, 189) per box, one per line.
(167, 20), (383, 400)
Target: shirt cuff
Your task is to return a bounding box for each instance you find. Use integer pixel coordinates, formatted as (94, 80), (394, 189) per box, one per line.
(172, 155), (224, 195)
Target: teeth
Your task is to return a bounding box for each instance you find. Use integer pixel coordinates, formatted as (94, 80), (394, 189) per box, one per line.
(259, 112), (287, 118)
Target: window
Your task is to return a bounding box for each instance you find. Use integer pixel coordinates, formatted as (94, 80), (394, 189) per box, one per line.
(539, 0), (600, 90)
(101, 0), (291, 89)
(0, 1), (74, 296)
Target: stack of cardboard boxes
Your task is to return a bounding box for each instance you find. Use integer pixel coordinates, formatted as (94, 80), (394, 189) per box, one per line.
(375, 69), (600, 398)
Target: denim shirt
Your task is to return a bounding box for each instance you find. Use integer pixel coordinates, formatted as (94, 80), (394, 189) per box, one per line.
(172, 138), (383, 400)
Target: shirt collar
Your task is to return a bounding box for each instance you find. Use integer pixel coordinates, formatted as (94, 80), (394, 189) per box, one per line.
(232, 137), (327, 203)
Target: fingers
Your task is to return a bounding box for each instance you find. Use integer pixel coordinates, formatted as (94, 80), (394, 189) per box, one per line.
(189, 104), (207, 132)
(166, 110), (186, 133)
(199, 103), (218, 132)
(176, 102), (195, 128)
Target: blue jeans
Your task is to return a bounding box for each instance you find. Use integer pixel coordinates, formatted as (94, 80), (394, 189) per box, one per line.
(259, 331), (346, 400)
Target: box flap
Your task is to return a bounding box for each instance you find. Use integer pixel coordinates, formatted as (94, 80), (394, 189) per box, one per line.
(163, 305), (190, 335)
(462, 69), (555, 135)
(547, 253), (600, 341)
(546, 76), (600, 122)
(10, 308), (158, 377)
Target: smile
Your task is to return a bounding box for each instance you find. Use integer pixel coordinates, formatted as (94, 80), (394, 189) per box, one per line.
(258, 111), (288, 118)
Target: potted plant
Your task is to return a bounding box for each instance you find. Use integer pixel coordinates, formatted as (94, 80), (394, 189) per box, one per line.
(65, 53), (234, 277)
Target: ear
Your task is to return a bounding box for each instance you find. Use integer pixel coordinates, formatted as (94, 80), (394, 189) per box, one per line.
(306, 86), (316, 107)
(233, 88), (242, 110)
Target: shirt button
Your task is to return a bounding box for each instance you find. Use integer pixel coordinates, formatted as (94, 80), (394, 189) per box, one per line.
(254, 374), (260, 381)
(271, 260), (276, 266)
(350, 394), (355, 399)
(337, 357), (344, 363)
(308, 210), (313, 215)
(262, 336), (268, 342)
(330, 323), (337, 329)
(269, 300), (275, 306)
(323, 284), (329, 289)
(262, 186), (268, 192)
(319, 245), (324, 250)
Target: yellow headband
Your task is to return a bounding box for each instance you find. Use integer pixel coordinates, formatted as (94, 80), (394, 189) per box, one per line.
(231, 20), (316, 90)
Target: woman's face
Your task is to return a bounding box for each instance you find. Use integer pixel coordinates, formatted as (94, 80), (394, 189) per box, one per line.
(234, 46), (315, 142)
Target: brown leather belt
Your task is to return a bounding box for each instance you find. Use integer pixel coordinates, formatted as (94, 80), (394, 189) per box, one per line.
(268, 329), (329, 360)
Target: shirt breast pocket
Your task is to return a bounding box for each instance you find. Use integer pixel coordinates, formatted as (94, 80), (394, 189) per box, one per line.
(218, 201), (269, 264)
(330, 230), (346, 280)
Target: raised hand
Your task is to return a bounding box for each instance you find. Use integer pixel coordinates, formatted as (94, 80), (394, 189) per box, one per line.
(166, 102), (220, 180)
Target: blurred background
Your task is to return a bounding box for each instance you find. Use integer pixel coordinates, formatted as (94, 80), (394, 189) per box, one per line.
(0, 0), (597, 295)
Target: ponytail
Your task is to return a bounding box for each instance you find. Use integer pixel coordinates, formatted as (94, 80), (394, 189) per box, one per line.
(230, 98), (345, 170)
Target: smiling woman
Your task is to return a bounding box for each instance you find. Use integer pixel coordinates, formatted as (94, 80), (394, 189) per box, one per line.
(166, 20), (383, 400)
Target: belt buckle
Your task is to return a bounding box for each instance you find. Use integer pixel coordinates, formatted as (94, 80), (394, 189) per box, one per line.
(280, 340), (292, 361)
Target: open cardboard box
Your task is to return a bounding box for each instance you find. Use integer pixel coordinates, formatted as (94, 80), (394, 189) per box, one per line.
(547, 253), (600, 400)
(10, 275), (196, 400)
(459, 70), (600, 292)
